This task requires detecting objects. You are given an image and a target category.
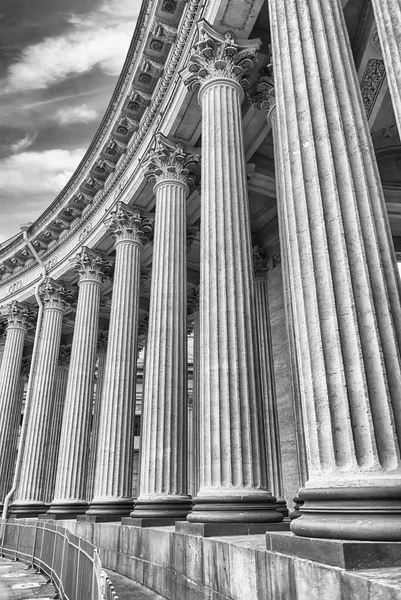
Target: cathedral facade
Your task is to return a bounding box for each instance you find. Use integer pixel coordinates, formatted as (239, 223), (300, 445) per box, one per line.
(1, 0), (401, 597)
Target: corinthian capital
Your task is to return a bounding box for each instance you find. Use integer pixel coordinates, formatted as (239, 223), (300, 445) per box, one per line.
(72, 247), (112, 284)
(181, 20), (260, 93)
(2, 301), (35, 331)
(140, 133), (199, 187)
(39, 279), (73, 311)
(104, 202), (154, 245)
(249, 66), (276, 124)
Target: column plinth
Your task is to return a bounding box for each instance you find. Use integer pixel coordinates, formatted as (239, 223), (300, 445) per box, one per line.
(267, 0), (401, 540)
(87, 203), (152, 518)
(11, 280), (70, 518)
(132, 134), (198, 521)
(0, 303), (33, 506)
(49, 249), (111, 517)
(181, 22), (281, 524)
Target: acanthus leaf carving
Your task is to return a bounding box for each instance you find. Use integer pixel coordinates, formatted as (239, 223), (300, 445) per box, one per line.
(140, 133), (200, 186)
(72, 247), (113, 283)
(181, 20), (261, 93)
(104, 201), (154, 245)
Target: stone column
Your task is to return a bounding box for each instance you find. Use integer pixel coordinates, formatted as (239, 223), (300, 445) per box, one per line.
(0, 302), (32, 506)
(182, 22), (281, 525)
(132, 134), (197, 522)
(11, 280), (70, 517)
(187, 287), (200, 498)
(251, 69), (308, 519)
(49, 248), (110, 517)
(0, 324), (6, 368)
(268, 0), (401, 540)
(87, 203), (152, 518)
(45, 348), (70, 502)
(86, 331), (108, 502)
(253, 248), (287, 518)
(370, 1), (401, 137)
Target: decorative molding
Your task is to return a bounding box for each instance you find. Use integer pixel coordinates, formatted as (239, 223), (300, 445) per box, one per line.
(1, 301), (35, 331)
(72, 247), (113, 283)
(39, 279), (73, 311)
(252, 246), (269, 279)
(361, 58), (386, 119)
(141, 133), (200, 186)
(181, 20), (260, 93)
(104, 202), (154, 245)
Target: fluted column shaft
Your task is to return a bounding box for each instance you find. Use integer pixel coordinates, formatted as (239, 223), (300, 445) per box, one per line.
(134, 135), (195, 520)
(0, 303), (31, 504)
(190, 311), (200, 498)
(50, 249), (109, 516)
(370, 0), (401, 136)
(45, 365), (69, 501)
(87, 204), (151, 517)
(12, 281), (69, 517)
(182, 23), (280, 524)
(253, 264), (287, 516)
(269, 0), (401, 540)
(87, 343), (107, 502)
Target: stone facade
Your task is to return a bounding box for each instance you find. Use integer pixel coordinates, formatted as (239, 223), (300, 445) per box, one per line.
(1, 0), (401, 597)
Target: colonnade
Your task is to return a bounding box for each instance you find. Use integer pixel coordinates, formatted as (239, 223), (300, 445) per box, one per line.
(1, 3), (401, 540)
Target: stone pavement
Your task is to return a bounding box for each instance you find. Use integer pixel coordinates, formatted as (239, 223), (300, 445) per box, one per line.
(0, 557), (56, 599)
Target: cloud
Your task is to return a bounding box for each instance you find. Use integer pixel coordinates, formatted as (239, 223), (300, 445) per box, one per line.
(3, 0), (140, 93)
(0, 148), (85, 196)
(55, 104), (98, 125)
(9, 134), (37, 153)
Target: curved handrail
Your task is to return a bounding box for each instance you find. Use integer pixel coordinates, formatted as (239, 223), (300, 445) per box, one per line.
(0, 519), (118, 600)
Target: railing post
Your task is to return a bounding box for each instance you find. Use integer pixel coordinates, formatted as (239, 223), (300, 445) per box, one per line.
(12, 522), (20, 562)
(28, 521), (38, 569)
(75, 537), (81, 600)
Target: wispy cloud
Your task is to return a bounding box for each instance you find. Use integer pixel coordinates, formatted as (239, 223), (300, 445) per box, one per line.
(3, 0), (140, 93)
(9, 134), (37, 153)
(0, 148), (85, 196)
(55, 104), (98, 125)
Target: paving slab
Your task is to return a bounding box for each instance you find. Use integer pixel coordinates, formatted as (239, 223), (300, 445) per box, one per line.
(0, 557), (56, 599)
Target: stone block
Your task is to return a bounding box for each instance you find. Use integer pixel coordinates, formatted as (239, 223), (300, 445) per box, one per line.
(121, 516), (177, 527)
(202, 538), (231, 596)
(266, 532), (401, 569)
(176, 521), (290, 537)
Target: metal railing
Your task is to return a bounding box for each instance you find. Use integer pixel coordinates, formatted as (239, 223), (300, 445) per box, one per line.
(0, 519), (118, 600)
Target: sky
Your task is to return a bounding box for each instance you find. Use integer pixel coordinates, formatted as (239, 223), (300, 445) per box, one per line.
(0, 0), (141, 245)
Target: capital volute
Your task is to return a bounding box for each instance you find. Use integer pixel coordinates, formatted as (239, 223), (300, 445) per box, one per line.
(104, 202), (154, 246)
(97, 330), (108, 354)
(1, 301), (36, 332)
(72, 247), (113, 284)
(249, 66), (276, 125)
(59, 344), (72, 366)
(253, 246), (269, 280)
(140, 133), (200, 188)
(181, 20), (261, 98)
(39, 279), (73, 311)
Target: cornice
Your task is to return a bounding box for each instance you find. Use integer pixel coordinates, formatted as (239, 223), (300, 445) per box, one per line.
(0, 0), (203, 287)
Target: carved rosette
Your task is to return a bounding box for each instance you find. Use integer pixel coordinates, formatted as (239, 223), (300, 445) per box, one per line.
(181, 20), (260, 97)
(2, 301), (35, 331)
(250, 66), (276, 125)
(58, 344), (72, 366)
(253, 246), (269, 280)
(140, 133), (199, 189)
(72, 247), (112, 284)
(104, 202), (154, 246)
(39, 279), (72, 311)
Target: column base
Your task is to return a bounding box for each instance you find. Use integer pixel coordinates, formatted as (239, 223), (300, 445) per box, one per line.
(266, 531), (401, 569)
(132, 497), (192, 520)
(121, 517), (178, 527)
(289, 495), (303, 520)
(176, 520), (290, 537)
(86, 499), (133, 519)
(46, 502), (88, 519)
(77, 514), (123, 523)
(291, 487), (401, 541)
(8, 502), (48, 519)
(275, 498), (289, 518)
(187, 494), (283, 523)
